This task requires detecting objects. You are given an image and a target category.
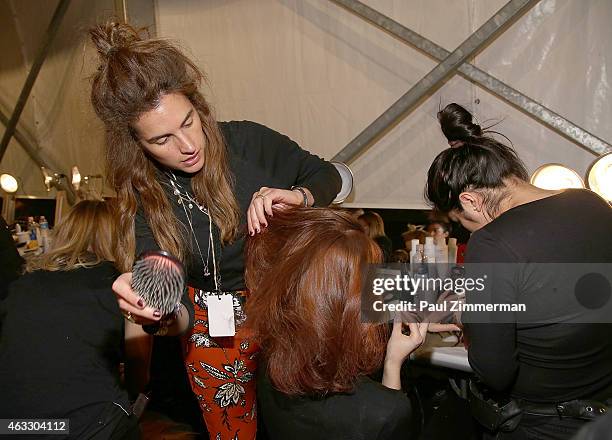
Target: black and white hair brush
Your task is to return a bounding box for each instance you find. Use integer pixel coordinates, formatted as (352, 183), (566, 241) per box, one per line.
(131, 250), (186, 317)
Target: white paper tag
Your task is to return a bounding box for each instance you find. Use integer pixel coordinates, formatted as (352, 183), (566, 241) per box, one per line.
(207, 294), (236, 337)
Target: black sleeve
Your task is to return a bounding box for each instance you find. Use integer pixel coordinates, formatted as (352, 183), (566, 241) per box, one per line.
(464, 229), (519, 392)
(134, 208), (194, 331)
(376, 394), (413, 440)
(0, 217), (23, 300)
(225, 121), (342, 206)
(134, 209), (160, 256)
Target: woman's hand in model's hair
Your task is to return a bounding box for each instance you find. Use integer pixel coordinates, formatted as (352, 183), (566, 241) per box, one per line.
(382, 319), (428, 390)
(247, 186), (313, 235)
(112, 272), (160, 325)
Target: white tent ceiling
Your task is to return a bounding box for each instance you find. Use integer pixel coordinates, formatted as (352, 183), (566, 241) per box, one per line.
(1, 0), (610, 209)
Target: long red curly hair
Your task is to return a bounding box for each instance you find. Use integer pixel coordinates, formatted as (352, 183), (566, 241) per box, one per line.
(245, 206), (388, 396)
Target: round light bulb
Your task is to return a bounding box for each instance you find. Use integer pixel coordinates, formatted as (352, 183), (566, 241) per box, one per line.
(586, 153), (612, 202)
(530, 164), (584, 190)
(0, 174), (18, 193)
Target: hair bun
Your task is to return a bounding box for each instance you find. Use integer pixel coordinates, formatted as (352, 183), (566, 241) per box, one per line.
(90, 21), (142, 58)
(437, 103), (482, 143)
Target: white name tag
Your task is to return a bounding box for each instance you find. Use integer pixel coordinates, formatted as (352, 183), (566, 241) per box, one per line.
(207, 294), (236, 337)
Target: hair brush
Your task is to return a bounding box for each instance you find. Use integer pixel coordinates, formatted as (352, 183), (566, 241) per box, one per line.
(131, 250), (186, 317)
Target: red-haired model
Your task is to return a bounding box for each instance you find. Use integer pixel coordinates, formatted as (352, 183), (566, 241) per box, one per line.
(246, 207), (427, 439)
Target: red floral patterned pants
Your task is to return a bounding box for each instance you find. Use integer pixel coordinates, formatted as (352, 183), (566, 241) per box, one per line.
(182, 287), (259, 440)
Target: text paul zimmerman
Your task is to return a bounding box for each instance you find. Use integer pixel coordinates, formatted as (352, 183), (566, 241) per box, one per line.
(371, 300), (526, 313)
(369, 274), (526, 312)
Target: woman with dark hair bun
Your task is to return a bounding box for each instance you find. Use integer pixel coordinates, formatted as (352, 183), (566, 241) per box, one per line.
(425, 103), (612, 439)
(245, 206), (427, 440)
(89, 21), (341, 439)
(426, 103), (529, 226)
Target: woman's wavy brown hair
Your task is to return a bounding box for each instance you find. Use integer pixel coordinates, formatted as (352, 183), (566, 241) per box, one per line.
(89, 21), (240, 272)
(26, 200), (117, 272)
(358, 210), (387, 239)
(245, 207), (388, 396)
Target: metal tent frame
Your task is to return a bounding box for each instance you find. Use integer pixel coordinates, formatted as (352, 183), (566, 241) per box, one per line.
(330, 0), (612, 164)
(0, 0), (76, 202)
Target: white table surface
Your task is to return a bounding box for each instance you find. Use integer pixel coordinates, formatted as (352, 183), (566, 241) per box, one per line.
(411, 335), (472, 373)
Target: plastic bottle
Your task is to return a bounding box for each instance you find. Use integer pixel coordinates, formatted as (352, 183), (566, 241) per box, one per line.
(448, 238), (458, 264)
(435, 238), (448, 264)
(409, 240), (422, 274)
(27, 217), (37, 241)
(414, 244), (438, 306)
(435, 238), (449, 278)
(39, 216), (49, 253)
(424, 236), (436, 264)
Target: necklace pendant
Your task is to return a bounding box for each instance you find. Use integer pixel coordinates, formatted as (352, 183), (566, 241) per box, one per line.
(203, 268), (210, 277)
(177, 198), (182, 204)
(188, 203), (193, 209)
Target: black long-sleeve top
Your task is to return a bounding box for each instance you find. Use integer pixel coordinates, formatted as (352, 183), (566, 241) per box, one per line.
(0, 262), (131, 435)
(258, 371), (413, 440)
(464, 189), (612, 403)
(0, 216), (23, 300)
(134, 121), (341, 291)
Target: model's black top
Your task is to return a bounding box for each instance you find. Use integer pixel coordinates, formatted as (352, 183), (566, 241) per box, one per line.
(134, 121), (341, 291)
(464, 189), (612, 403)
(0, 262), (130, 432)
(0, 216), (23, 301)
(258, 369), (412, 440)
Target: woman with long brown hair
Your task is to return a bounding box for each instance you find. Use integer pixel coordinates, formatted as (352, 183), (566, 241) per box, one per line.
(358, 210), (393, 262)
(0, 200), (139, 439)
(89, 22), (341, 439)
(245, 207), (427, 439)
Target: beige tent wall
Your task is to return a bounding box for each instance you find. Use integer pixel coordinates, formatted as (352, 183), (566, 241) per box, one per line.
(155, 0), (611, 208)
(0, 0), (121, 198)
(1, 0), (610, 208)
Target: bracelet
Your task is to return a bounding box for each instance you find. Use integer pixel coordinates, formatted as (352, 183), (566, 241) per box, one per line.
(291, 186), (309, 207)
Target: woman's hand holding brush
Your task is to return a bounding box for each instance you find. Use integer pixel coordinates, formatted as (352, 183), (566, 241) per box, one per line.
(112, 271), (190, 335)
(113, 272), (161, 325)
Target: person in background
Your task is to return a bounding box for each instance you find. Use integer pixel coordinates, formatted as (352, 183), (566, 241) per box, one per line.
(90, 22), (341, 439)
(0, 200), (139, 439)
(390, 248), (410, 263)
(400, 225), (427, 252)
(358, 211), (393, 262)
(245, 207), (427, 440)
(425, 103), (612, 439)
(426, 220), (450, 245)
(0, 216), (23, 301)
